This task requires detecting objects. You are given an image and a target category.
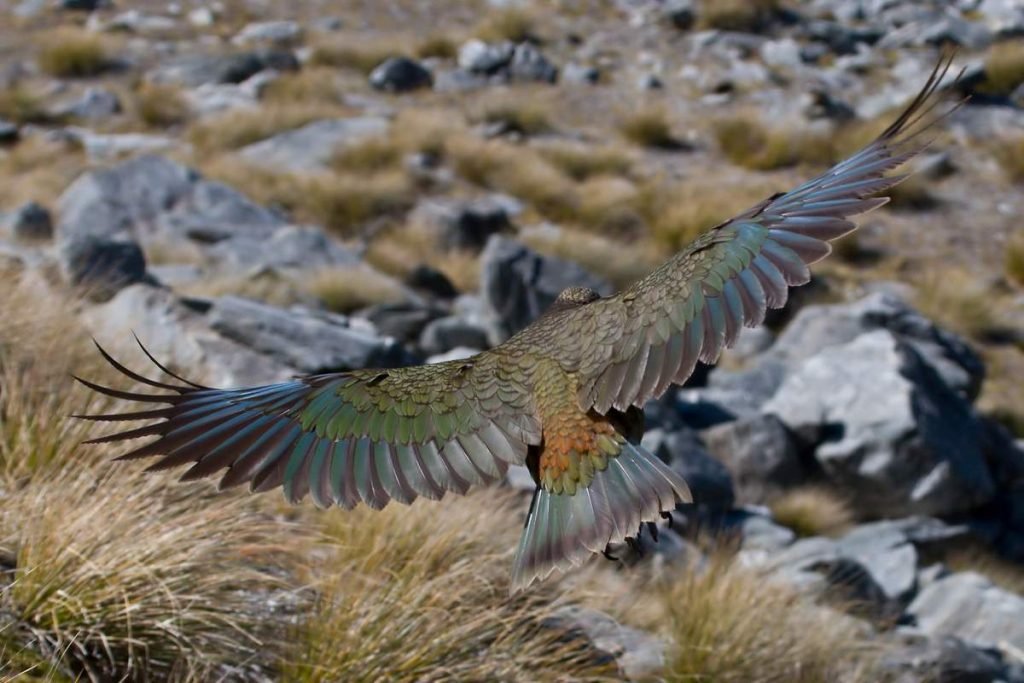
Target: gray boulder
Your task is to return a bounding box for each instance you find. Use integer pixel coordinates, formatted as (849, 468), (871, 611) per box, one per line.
(146, 51), (298, 87)
(208, 225), (362, 271)
(907, 572), (1024, 654)
(457, 39), (515, 75)
(479, 236), (611, 341)
(82, 285), (290, 387)
(545, 606), (665, 680)
(771, 292), (984, 402)
(206, 296), (408, 374)
(232, 20), (302, 46)
(764, 330), (995, 517)
(61, 236), (149, 301)
(508, 43), (558, 83)
(642, 428), (735, 510)
(0, 118), (17, 145)
(703, 414), (805, 502)
(415, 196), (514, 251)
(3, 202), (52, 241)
(53, 87), (122, 121)
(369, 57), (433, 93)
(237, 117), (389, 172)
(881, 632), (1020, 683)
(419, 316), (489, 356)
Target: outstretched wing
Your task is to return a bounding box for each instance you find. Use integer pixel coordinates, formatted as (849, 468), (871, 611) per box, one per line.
(565, 54), (960, 414)
(76, 341), (540, 509)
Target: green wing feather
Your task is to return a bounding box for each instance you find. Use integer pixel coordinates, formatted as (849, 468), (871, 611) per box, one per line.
(75, 346), (541, 509)
(554, 54), (961, 414)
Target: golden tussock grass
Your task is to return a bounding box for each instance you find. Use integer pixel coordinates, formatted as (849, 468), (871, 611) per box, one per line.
(178, 270), (311, 308)
(36, 28), (111, 78)
(474, 7), (538, 43)
(260, 68), (346, 107)
(0, 134), (87, 209)
(187, 103), (349, 155)
(364, 222), (481, 293)
(617, 107), (678, 149)
(602, 552), (881, 682)
(0, 87), (51, 125)
(698, 0), (780, 31)
(945, 547), (1024, 596)
(309, 39), (403, 75)
(475, 97), (553, 136)
(977, 346), (1024, 438)
(537, 142), (634, 182)
(520, 226), (659, 290)
(415, 33), (458, 60)
(713, 114), (836, 171)
(284, 493), (615, 682)
(912, 267), (1006, 341)
(992, 135), (1024, 183)
(305, 266), (409, 313)
(200, 159), (416, 238)
(330, 135), (404, 174)
(769, 486), (855, 538)
(1006, 231), (1024, 288)
(134, 83), (190, 129)
(981, 40), (1024, 95)
(646, 177), (774, 253)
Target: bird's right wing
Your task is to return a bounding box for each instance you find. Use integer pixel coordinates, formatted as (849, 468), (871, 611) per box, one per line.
(566, 54), (961, 415)
(76, 342), (541, 509)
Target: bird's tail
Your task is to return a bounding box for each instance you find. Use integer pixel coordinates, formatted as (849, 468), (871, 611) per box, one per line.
(509, 441), (691, 593)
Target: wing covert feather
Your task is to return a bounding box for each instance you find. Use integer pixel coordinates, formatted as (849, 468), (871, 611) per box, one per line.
(77, 346), (540, 509)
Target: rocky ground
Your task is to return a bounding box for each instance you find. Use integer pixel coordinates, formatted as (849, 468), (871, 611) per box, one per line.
(1, 0), (1024, 680)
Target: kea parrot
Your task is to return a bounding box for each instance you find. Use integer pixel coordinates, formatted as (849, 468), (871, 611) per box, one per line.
(76, 56), (961, 592)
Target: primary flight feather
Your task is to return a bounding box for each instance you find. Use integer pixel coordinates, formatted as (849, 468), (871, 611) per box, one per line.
(77, 55), (960, 592)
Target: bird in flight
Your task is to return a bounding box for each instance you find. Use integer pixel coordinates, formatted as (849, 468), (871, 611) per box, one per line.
(77, 56), (960, 592)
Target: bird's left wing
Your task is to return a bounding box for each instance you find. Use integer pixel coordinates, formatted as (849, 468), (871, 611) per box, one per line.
(76, 343), (540, 509)
(564, 54), (961, 415)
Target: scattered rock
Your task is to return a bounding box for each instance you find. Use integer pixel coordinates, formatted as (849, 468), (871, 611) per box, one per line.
(508, 43), (558, 83)
(765, 330), (996, 517)
(206, 296), (409, 374)
(416, 197), (514, 251)
(232, 21), (302, 46)
(418, 316), (489, 356)
(3, 202), (52, 242)
(237, 117), (389, 172)
(881, 632), (1019, 683)
(907, 572), (1024, 654)
(0, 118), (17, 145)
(458, 39), (515, 75)
(479, 236), (611, 341)
(643, 427), (735, 510)
(60, 236), (150, 301)
(662, 0), (696, 30)
(369, 57), (433, 92)
(546, 606), (665, 680)
(146, 51), (298, 88)
(703, 414), (805, 502)
(52, 87), (121, 121)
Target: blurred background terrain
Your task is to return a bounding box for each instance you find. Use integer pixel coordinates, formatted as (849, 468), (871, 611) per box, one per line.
(0, 0), (1023, 680)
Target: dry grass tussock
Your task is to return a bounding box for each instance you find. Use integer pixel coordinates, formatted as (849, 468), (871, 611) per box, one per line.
(309, 37), (404, 75)
(617, 106), (678, 149)
(600, 551), (881, 682)
(36, 28), (111, 78)
(474, 6), (539, 43)
(714, 114), (836, 171)
(698, 0), (780, 31)
(945, 547), (1024, 595)
(134, 83), (190, 129)
(284, 493), (616, 682)
(992, 134), (1024, 183)
(981, 40), (1024, 95)
(521, 226), (659, 290)
(365, 222), (482, 293)
(537, 142), (633, 182)
(0, 133), (87, 208)
(261, 68), (346, 107)
(0, 87), (51, 125)
(1006, 231), (1024, 289)
(201, 158), (416, 238)
(769, 486), (856, 538)
(187, 102), (350, 155)
(912, 267), (1007, 341)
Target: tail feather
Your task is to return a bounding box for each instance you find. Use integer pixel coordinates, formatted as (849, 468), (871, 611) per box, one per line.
(510, 442), (691, 593)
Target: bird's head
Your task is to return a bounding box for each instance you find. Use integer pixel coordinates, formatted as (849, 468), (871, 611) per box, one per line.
(555, 286), (601, 306)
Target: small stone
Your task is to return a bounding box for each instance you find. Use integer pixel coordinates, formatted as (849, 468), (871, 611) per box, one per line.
(0, 119), (18, 145)
(368, 57), (433, 93)
(4, 202), (53, 242)
(53, 87), (122, 121)
(233, 21), (302, 46)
